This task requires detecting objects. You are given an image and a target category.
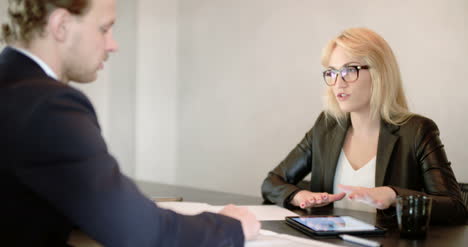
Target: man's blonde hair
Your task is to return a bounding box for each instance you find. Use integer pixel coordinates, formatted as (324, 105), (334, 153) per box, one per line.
(1, 0), (89, 45)
(321, 27), (412, 126)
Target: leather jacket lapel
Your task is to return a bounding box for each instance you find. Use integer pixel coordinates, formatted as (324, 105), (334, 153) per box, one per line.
(375, 121), (400, 187)
(323, 119), (349, 193)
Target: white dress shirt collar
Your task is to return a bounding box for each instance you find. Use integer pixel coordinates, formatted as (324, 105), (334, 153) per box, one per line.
(11, 46), (59, 80)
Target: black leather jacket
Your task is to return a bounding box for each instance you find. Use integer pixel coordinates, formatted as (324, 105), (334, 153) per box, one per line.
(262, 112), (467, 224)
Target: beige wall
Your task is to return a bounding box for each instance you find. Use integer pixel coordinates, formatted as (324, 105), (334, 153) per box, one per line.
(174, 0), (468, 195)
(134, 0), (179, 184)
(1, 0), (467, 197)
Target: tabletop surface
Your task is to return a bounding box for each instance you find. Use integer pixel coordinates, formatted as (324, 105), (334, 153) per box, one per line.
(69, 181), (468, 247)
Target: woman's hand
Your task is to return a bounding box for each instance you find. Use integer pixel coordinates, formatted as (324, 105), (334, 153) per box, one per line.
(291, 190), (346, 209)
(338, 184), (397, 209)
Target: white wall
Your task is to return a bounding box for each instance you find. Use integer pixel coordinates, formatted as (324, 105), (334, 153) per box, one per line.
(134, 0), (179, 184)
(176, 0), (323, 194)
(173, 0), (468, 196)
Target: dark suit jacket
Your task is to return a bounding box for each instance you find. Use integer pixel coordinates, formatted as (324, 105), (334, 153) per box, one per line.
(262, 112), (467, 224)
(0, 47), (244, 247)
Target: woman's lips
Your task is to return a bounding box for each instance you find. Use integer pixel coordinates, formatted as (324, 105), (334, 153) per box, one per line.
(337, 93), (350, 101)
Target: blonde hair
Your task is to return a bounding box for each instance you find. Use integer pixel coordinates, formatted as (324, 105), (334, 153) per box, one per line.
(1, 0), (89, 45)
(321, 27), (412, 126)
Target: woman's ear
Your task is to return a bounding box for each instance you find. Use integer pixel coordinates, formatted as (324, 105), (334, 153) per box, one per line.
(46, 8), (73, 42)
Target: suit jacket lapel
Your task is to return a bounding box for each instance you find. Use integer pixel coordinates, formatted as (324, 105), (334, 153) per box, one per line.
(375, 121), (400, 187)
(323, 119), (349, 193)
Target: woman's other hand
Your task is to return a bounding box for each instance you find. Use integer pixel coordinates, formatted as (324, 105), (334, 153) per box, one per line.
(338, 184), (397, 209)
(291, 190), (346, 209)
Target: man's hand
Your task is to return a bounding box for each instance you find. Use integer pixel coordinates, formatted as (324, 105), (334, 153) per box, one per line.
(291, 190), (346, 209)
(219, 204), (261, 240)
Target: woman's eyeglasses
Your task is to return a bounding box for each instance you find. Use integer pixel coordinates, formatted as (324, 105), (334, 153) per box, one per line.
(322, 65), (370, 86)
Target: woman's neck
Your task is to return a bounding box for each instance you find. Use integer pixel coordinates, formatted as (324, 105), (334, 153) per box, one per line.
(349, 111), (380, 136)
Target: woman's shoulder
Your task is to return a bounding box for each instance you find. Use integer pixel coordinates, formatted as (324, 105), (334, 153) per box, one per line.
(311, 111), (345, 134)
(401, 114), (438, 129)
(396, 114), (440, 137)
(314, 111), (336, 127)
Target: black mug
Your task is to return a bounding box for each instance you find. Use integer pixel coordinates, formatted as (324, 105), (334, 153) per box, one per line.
(396, 195), (432, 238)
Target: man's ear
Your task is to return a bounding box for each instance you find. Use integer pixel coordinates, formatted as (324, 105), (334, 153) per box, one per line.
(46, 8), (74, 42)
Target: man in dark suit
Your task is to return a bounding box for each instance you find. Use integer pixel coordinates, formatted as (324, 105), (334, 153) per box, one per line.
(0, 0), (260, 246)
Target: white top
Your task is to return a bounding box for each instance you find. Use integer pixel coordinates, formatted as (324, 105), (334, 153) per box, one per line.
(333, 149), (376, 213)
(11, 46), (58, 80)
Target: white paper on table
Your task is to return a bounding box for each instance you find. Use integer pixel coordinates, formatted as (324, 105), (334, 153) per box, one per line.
(235, 205), (298, 221)
(246, 230), (343, 247)
(156, 201), (219, 215)
(155, 202), (298, 221)
(156, 202), (337, 247)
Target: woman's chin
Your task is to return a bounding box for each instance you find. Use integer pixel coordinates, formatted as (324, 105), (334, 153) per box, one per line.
(338, 105), (353, 113)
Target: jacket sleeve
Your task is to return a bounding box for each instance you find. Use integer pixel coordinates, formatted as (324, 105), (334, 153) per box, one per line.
(261, 113), (326, 207)
(389, 118), (467, 224)
(14, 88), (244, 247)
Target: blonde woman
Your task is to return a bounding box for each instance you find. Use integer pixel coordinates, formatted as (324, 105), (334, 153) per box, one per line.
(261, 28), (466, 224)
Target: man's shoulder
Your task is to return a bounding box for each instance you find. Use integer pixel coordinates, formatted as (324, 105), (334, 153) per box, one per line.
(9, 77), (76, 93)
(0, 78), (94, 130)
(4, 78), (89, 106)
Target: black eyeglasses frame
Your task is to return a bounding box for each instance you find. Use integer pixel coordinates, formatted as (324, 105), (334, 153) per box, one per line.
(322, 65), (370, 86)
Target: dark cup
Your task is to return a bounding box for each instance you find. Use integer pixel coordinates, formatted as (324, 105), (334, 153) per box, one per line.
(396, 195), (432, 238)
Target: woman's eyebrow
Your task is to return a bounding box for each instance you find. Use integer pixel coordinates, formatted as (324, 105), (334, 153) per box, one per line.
(327, 61), (362, 69)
